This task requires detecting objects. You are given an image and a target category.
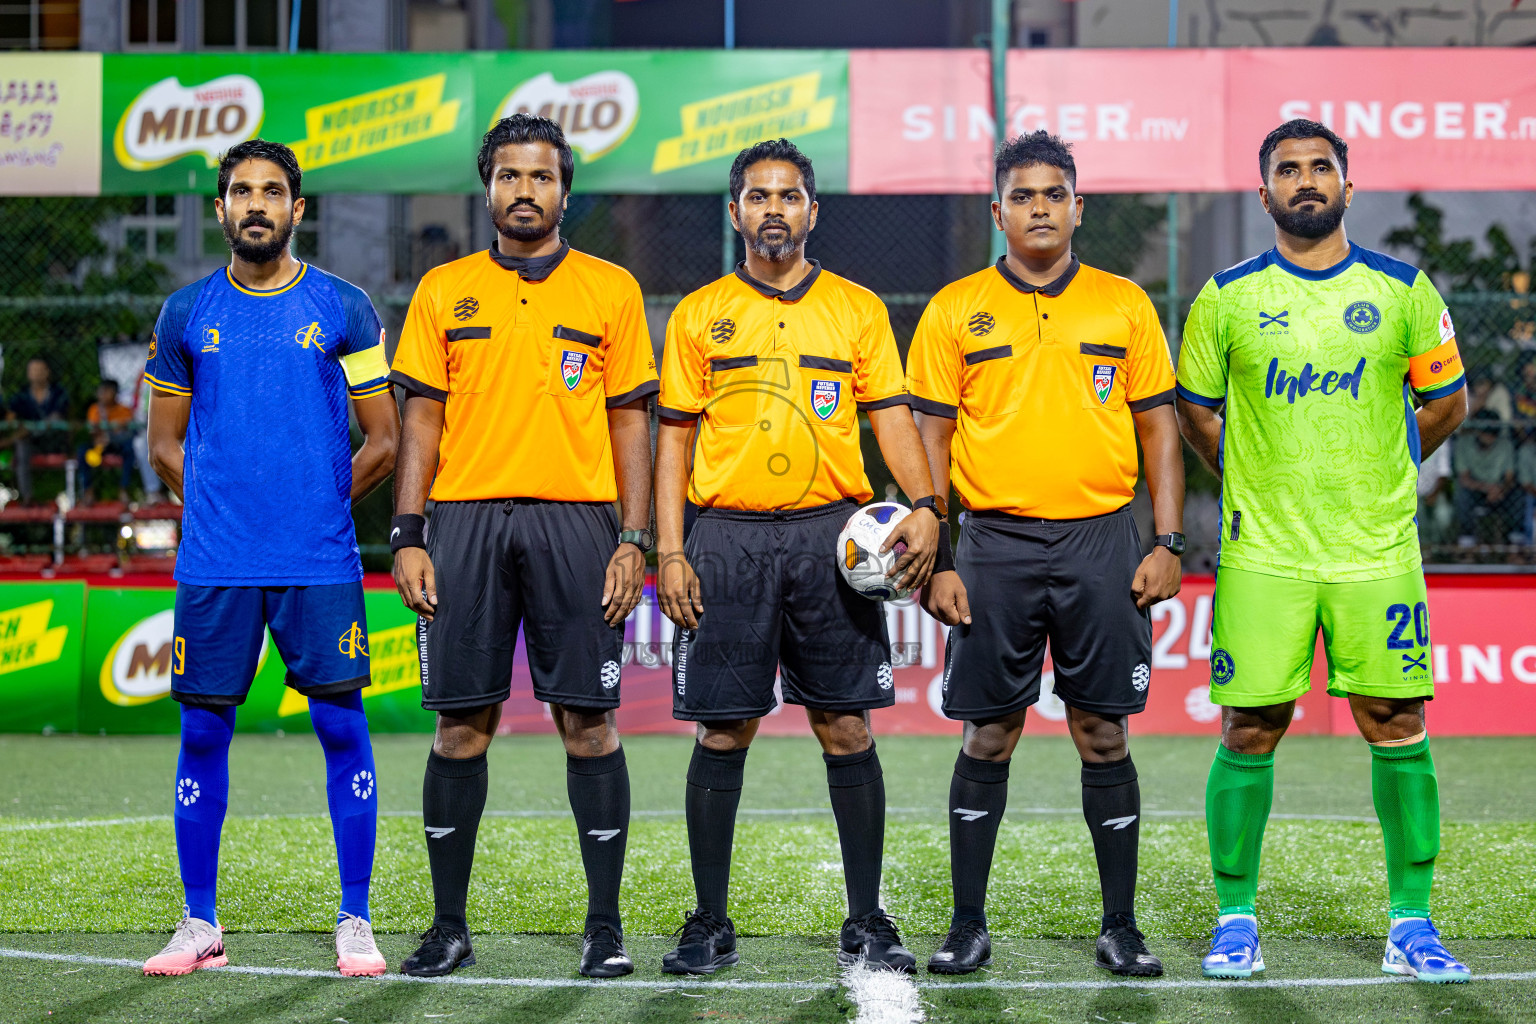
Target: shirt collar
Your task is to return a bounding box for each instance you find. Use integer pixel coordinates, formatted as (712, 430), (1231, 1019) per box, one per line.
(994, 254), (1080, 296)
(489, 237), (570, 281)
(734, 259), (822, 301)
(1269, 241), (1360, 281)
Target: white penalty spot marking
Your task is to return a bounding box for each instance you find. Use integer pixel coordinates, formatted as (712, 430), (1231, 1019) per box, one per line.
(843, 960), (924, 1023)
(1, 948), (1533, 993)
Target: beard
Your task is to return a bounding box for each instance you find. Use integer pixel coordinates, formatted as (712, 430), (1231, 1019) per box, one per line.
(223, 213), (293, 264)
(493, 201), (563, 243)
(1269, 191), (1346, 239)
(746, 219), (806, 262)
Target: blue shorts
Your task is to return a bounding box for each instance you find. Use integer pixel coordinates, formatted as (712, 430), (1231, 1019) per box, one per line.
(170, 582), (371, 707)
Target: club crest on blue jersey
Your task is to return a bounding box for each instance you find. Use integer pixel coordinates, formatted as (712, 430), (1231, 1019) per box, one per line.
(561, 349), (588, 391)
(1343, 300), (1382, 334)
(810, 378), (841, 420)
(294, 321), (327, 351)
(1093, 364), (1116, 404)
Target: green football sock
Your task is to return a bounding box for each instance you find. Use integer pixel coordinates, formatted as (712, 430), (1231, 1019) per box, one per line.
(1206, 744), (1275, 916)
(1370, 737), (1439, 919)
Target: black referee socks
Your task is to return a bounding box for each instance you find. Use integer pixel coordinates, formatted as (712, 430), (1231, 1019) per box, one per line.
(1081, 755), (1141, 928)
(825, 743), (886, 919)
(567, 746), (631, 931)
(949, 751), (1010, 926)
(685, 743), (749, 919)
(423, 750), (488, 929)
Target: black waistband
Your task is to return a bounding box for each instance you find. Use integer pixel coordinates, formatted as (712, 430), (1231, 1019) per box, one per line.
(965, 502), (1132, 526)
(435, 498), (613, 510)
(696, 499), (857, 522)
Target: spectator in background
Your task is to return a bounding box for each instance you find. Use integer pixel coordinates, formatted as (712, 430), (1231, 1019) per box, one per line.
(1417, 435), (1455, 546)
(1455, 417), (1520, 545)
(10, 357), (69, 504)
(1512, 356), (1536, 439)
(1466, 370), (1513, 423)
(76, 379), (136, 504)
(1518, 434), (1536, 545)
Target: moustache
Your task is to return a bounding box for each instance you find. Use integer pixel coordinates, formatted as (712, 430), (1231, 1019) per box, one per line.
(1291, 192), (1328, 206)
(506, 203), (543, 216)
(240, 215), (274, 230)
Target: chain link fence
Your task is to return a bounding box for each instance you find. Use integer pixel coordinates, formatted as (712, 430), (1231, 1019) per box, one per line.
(2, 192), (1531, 572)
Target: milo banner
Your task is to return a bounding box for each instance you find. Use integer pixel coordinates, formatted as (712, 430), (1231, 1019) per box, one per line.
(0, 582), (85, 733)
(78, 586), (430, 734)
(101, 53), (477, 194)
(472, 49), (847, 193)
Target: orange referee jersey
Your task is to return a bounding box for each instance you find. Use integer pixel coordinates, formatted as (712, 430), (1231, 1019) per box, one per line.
(906, 256), (1175, 520)
(659, 261), (908, 510)
(389, 241), (658, 502)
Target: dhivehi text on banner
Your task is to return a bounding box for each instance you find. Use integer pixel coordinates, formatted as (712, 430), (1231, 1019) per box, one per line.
(0, 53), (101, 196)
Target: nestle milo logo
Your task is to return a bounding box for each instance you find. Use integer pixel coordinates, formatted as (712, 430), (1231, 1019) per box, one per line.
(114, 75), (264, 171)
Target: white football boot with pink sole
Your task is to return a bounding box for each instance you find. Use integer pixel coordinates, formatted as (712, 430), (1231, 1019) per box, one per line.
(143, 913), (227, 976)
(335, 913), (387, 976)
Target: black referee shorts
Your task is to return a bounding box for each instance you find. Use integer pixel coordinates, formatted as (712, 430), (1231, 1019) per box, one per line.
(418, 499), (624, 713)
(673, 500), (894, 722)
(941, 504), (1152, 720)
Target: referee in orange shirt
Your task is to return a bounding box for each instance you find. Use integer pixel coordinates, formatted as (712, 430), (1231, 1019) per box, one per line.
(655, 139), (941, 975)
(908, 132), (1186, 977)
(388, 115), (657, 979)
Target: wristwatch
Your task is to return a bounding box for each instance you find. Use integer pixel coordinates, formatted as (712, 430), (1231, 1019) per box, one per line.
(618, 528), (654, 551)
(912, 494), (948, 522)
(1153, 532), (1186, 556)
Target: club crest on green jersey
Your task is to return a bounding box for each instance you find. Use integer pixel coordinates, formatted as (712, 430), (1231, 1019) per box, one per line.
(1343, 300), (1382, 334)
(1093, 364), (1116, 404)
(561, 349), (588, 390)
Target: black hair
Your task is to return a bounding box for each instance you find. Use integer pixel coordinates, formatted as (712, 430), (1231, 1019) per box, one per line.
(1259, 119), (1349, 181)
(994, 130), (1076, 196)
(217, 139), (302, 200)
(98, 378), (118, 391)
(478, 113), (574, 192)
(729, 138), (816, 203)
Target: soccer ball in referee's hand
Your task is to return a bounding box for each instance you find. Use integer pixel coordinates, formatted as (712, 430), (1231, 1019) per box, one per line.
(837, 502), (914, 601)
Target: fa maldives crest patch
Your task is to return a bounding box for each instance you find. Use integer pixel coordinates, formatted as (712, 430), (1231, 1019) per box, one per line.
(1093, 363), (1116, 405)
(561, 349), (589, 391)
(810, 379), (841, 420)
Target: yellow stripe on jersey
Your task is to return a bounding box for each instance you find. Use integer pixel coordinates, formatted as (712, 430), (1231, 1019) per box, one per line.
(348, 380), (392, 399)
(340, 341), (390, 387)
(144, 372), (191, 396)
(224, 262), (308, 297)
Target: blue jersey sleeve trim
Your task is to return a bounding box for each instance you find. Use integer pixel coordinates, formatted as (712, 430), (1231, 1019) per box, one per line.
(314, 267), (384, 356)
(1176, 382), (1224, 407)
(348, 378), (392, 399)
(1414, 375), (1467, 402)
(1356, 246), (1420, 289)
(1213, 250), (1275, 289)
(1402, 384), (1423, 468)
(147, 274), (214, 391)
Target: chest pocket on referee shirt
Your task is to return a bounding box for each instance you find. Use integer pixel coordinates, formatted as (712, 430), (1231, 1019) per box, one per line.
(798, 354), (855, 430)
(961, 344), (1023, 418)
(1080, 343), (1127, 411)
(445, 326), (492, 395)
(548, 325), (603, 402)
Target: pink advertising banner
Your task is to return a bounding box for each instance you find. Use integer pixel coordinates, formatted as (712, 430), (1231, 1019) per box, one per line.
(848, 48), (1536, 194)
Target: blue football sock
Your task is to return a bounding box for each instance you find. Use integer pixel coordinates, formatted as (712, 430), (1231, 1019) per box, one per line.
(174, 704), (236, 925)
(310, 690), (377, 921)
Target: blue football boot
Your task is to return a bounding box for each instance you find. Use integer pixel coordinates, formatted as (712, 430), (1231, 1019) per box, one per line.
(1201, 915), (1264, 979)
(1382, 918), (1471, 983)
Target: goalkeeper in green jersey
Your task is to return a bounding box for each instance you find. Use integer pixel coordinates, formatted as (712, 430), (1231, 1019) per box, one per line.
(1176, 120), (1470, 984)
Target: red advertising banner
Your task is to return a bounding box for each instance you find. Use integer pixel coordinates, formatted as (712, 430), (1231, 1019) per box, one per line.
(497, 575), (1536, 739)
(848, 48), (1536, 194)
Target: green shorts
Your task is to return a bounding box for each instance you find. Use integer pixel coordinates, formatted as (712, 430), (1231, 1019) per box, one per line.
(1208, 565), (1434, 707)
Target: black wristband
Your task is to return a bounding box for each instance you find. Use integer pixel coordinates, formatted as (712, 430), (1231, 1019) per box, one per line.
(390, 513), (427, 553)
(934, 520), (955, 574)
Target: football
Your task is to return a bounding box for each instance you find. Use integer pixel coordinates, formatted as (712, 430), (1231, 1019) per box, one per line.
(837, 501), (913, 601)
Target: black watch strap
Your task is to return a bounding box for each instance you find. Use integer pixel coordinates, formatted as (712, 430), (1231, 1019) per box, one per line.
(912, 494), (947, 521)
(1153, 532), (1186, 556)
(618, 528), (654, 551)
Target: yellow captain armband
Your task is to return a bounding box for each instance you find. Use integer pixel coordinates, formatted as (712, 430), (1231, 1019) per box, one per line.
(341, 341), (390, 389)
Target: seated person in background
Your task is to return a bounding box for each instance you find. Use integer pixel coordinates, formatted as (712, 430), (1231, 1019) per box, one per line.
(10, 357), (69, 505)
(1454, 417), (1520, 545)
(76, 379), (136, 504)
(1417, 437), (1455, 546)
(1518, 439), (1536, 545)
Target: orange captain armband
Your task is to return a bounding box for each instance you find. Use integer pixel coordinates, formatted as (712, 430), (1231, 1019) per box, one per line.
(1408, 338), (1464, 396)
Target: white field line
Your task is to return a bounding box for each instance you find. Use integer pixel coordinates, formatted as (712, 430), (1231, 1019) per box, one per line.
(0, 807), (1379, 833)
(843, 960), (925, 1023)
(1, 948), (1533, 993)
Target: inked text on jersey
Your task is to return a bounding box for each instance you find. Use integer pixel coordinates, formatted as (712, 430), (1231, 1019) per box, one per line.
(1264, 356), (1366, 404)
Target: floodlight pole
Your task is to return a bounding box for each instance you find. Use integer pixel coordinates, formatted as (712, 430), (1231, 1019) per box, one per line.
(288, 0), (302, 52)
(989, 0), (1009, 263)
(722, 0), (737, 277)
(1165, 0), (1180, 340)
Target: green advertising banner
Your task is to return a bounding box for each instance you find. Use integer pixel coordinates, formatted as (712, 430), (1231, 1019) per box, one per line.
(77, 586), (431, 735)
(97, 50), (847, 195)
(473, 50), (848, 193)
(101, 53), (478, 195)
(0, 582), (85, 733)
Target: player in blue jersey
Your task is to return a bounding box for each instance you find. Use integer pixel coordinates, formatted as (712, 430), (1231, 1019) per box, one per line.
(140, 140), (400, 979)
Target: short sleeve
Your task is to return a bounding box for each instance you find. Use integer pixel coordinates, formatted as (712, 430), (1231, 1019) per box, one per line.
(657, 307), (706, 421)
(331, 275), (391, 399)
(1176, 278), (1226, 408)
(853, 297), (908, 412)
(388, 274), (449, 403)
(1405, 272), (1466, 400)
(1125, 287), (1176, 412)
(905, 295), (960, 418)
(145, 289), (195, 397)
(603, 273), (660, 408)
